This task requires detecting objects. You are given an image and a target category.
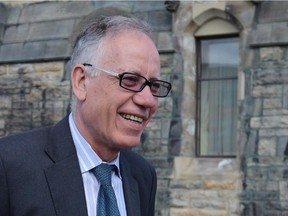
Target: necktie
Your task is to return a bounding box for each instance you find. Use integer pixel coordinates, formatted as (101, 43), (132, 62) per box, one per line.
(93, 163), (121, 216)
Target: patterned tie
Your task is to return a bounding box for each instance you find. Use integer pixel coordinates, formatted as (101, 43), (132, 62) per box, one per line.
(92, 163), (121, 216)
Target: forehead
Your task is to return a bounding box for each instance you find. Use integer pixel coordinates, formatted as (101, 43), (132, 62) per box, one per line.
(98, 31), (160, 77)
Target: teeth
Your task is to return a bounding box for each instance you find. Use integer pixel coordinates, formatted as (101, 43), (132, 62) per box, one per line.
(121, 114), (143, 123)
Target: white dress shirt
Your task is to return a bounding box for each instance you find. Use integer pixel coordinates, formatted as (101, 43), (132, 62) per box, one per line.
(69, 113), (127, 216)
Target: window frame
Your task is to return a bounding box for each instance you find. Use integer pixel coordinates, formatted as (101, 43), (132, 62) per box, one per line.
(195, 34), (239, 158)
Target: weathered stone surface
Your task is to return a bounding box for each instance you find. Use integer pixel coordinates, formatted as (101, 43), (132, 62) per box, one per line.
(251, 116), (288, 128)
(28, 20), (75, 41)
(203, 179), (239, 190)
(3, 24), (30, 43)
(258, 138), (276, 156)
(170, 208), (198, 216)
(1, 1), (288, 216)
(19, 1), (94, 23)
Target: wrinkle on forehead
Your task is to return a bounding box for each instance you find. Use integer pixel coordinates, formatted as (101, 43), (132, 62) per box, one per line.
(97, 31), (160, 78)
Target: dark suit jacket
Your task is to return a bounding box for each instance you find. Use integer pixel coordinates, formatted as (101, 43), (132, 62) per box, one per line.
(0, 116), (157, 216)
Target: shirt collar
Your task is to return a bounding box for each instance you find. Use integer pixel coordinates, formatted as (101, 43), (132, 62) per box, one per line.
(68, 113), (121, 176)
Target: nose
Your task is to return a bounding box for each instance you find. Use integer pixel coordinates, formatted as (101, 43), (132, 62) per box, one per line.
(132, 85), (158, 109)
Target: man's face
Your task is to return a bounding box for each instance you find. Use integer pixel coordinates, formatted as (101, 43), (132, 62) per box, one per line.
(75, 31), (160, 158)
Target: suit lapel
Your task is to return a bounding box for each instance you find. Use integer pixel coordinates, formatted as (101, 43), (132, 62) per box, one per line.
(44, 116), (88, 216)
(120, 153), (141, 216)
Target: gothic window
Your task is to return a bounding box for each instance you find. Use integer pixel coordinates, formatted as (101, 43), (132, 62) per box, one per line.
(196, 36), (239, 157)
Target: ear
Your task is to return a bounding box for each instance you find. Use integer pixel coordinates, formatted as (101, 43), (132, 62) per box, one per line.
(71, 64), (88, 101)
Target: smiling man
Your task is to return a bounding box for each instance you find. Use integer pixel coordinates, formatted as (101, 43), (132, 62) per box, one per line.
(0, 15), (171, 216)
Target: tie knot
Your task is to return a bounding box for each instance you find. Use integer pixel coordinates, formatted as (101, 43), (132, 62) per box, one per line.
(93, 163), (115, 186)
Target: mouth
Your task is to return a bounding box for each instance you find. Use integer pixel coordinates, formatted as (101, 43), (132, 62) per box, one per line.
(120, 113), (144, 123)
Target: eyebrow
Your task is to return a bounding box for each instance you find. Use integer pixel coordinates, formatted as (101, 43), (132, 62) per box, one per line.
(121, 68), (161, 80)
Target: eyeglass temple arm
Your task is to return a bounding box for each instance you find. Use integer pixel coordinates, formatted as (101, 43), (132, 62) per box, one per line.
(83, 63), (120, 78)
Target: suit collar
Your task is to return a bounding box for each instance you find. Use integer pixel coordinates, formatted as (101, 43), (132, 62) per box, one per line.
(44, 116), (88, 216)
(45, 115), (76, 162)
(120, 152), (141, 216)
(44, 116), (141, 216)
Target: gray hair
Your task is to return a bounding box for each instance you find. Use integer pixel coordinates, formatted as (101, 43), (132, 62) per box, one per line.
(70, 15), (154, 113)
(71, 15), (153, 72)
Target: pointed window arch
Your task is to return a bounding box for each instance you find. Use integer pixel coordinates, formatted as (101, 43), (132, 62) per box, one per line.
(194, 13), (240, 157)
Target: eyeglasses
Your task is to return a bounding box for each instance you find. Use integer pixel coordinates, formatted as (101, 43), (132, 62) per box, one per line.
(83, 63), (172, 97)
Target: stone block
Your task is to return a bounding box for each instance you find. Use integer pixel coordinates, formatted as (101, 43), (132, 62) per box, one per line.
(140, 140), (168, 157)
(258, 1), (288, 22)
(228, 2), (256, 28)
(161, 118), (171, 139)
(244, 129), (257, 154)
(132, 1), (166, 12)
(268, 166), (288, 180)
(0, 43), (23, 62)
(245, 180), (278, 191)
(170, 189), (190, 207)
(170, 207), (198, 216)
(252, 85), (282, 97)
(203, 179), (239, 190)
(157, 32), (174, 52)
(24, 88), (44, 102)
(253, 69), (288, 85)
(6, 5), (21, 25)
(169, 138), (181, 156)
(170, 179), (202, 190)
(251, 116), (288, 128)
(251, 22), (288, 46)
(0, 64), (7, 76)
(148, 10), (172, 31)
(44, 39), (71, 59)
(45, 83), (73, 101)
(19, 1), (94, 23)
(259, 128), (288, 137)
(1, 40), (72, 63)
(22, 41), (47, 61)
(283, 85), (288, 109)
(34, 62), (63, 73)
(171, 157), (199, 179)
(0, 3), (6, 43)
(0, 23), (4, 44)
(157, 97), (173, 115)
(0, 119), (5, 130)
(254, 191), (279, 201)
(27, 20), (74, 41)
(156, 189), (169, 208)
(249, 24), (272, 47)
(0, 3), (7, 24)
(263, 98), (282, 109)
(8, 63), (34, 75)
(198, 209), (227, 216)
(3, 24), (30, 44)
(247, 166), (268, 180)
(271, 22), (288, 44)
(276, 136), (288, 156)
(169, 118), (182, 138)
(93, 1), (132, 12)
(260, 47), (284, 62)
(258, 138), (276, 156)
(263, 109), (288, 116)
(0, 96), (12, 109)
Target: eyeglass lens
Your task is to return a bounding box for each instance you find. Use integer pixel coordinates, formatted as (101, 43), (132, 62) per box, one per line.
(120, 73), (171, 97)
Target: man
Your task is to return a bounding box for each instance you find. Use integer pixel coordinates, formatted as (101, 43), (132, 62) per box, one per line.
(0, 15), (171, 216)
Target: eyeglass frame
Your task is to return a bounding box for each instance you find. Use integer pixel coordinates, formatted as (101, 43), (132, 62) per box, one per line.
(82, 63), (172, 97)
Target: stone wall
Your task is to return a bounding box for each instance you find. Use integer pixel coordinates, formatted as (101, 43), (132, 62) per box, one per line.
(1, 1), (288, 216)
(0, 1), (176, 215)
(240, 2), (288, 215)
(172, 1), (288, 216)
(0, 62), (70, 136)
